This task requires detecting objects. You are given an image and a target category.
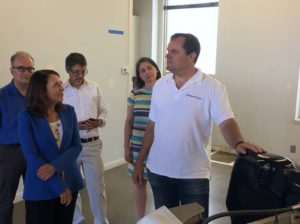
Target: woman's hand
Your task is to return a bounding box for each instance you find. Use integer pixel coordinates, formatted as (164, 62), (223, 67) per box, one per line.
(37, 164), (56, 181)
(60, 188), (72, 206)
(124, 147), (132, 163)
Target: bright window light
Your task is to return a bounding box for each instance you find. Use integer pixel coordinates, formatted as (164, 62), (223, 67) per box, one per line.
(164, 1), (219, 74)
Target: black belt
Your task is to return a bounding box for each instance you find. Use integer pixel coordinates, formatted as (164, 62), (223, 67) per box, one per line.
(0, 143), (21, 148)
(80, 136), (99, 143)
(0, 143), (20, 147)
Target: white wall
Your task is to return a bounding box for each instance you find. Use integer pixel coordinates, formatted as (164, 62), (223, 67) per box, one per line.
(133, 0), (165, 73)
(133, 0), (153, 59)
(213, 0), (300, 161)
(0, 0), (132, 201)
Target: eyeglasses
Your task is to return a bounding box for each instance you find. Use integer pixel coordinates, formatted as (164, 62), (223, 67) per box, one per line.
(12, 66), (35, 73)
(69, 69), (88, 76)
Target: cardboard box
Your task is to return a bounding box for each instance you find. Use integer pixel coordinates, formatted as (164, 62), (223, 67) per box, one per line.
(170, 202), (204, 224)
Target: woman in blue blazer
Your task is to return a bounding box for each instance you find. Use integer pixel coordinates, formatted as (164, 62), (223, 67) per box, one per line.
(18, 69), (84, 224)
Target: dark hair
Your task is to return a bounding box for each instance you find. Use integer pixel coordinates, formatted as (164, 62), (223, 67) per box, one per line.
(11, 51), (34, 66)
(65, 53), (87, 71)
(171, 33), (201, 63)
(26, 69), (64, 116)
(135, 57), (161, 88)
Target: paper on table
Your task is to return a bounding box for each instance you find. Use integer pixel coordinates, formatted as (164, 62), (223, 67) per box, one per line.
(137, 206), (182, 224)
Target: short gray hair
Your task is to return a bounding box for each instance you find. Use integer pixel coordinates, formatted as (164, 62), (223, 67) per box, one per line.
(10, 51), (34, 65)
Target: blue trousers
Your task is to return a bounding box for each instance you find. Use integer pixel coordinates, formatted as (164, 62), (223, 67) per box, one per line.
(148, 170), (209, 218)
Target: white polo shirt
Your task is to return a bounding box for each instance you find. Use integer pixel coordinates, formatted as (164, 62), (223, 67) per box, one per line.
(146, 69), (234, 179)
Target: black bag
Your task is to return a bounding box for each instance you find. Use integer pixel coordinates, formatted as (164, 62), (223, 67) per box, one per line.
(226, 151), (297, 224)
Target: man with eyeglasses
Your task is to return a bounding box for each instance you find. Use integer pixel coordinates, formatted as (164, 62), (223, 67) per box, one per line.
(63, 53), (109, 224)
(0, 51), (35, 224)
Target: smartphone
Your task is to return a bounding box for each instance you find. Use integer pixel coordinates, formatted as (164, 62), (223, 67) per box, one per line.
(88, 118), (96, 121)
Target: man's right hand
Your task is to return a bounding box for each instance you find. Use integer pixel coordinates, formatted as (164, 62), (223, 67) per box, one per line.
(78, 121), (86, 130)
(132, 163), (143, 185)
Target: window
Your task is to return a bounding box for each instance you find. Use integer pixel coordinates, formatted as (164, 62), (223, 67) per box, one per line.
(163, 0), (219, 74)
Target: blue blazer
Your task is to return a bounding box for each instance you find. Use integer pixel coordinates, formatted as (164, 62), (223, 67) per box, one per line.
(18, 104), (84, 200)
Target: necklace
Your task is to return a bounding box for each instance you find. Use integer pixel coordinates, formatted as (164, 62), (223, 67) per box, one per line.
(49, 120), (60, 145)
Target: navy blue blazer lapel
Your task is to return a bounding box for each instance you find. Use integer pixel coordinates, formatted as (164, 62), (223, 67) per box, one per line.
(59, 109), (68, 150)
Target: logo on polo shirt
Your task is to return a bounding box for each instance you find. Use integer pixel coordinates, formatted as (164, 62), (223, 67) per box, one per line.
(186, 93), (202, 100)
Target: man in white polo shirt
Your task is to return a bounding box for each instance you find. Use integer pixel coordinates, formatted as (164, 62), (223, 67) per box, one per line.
(132, 33), (263, 218)
(63, 53), (109, 224)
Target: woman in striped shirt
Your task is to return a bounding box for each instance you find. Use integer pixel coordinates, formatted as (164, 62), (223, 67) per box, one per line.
(124, 57), (161, 220)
